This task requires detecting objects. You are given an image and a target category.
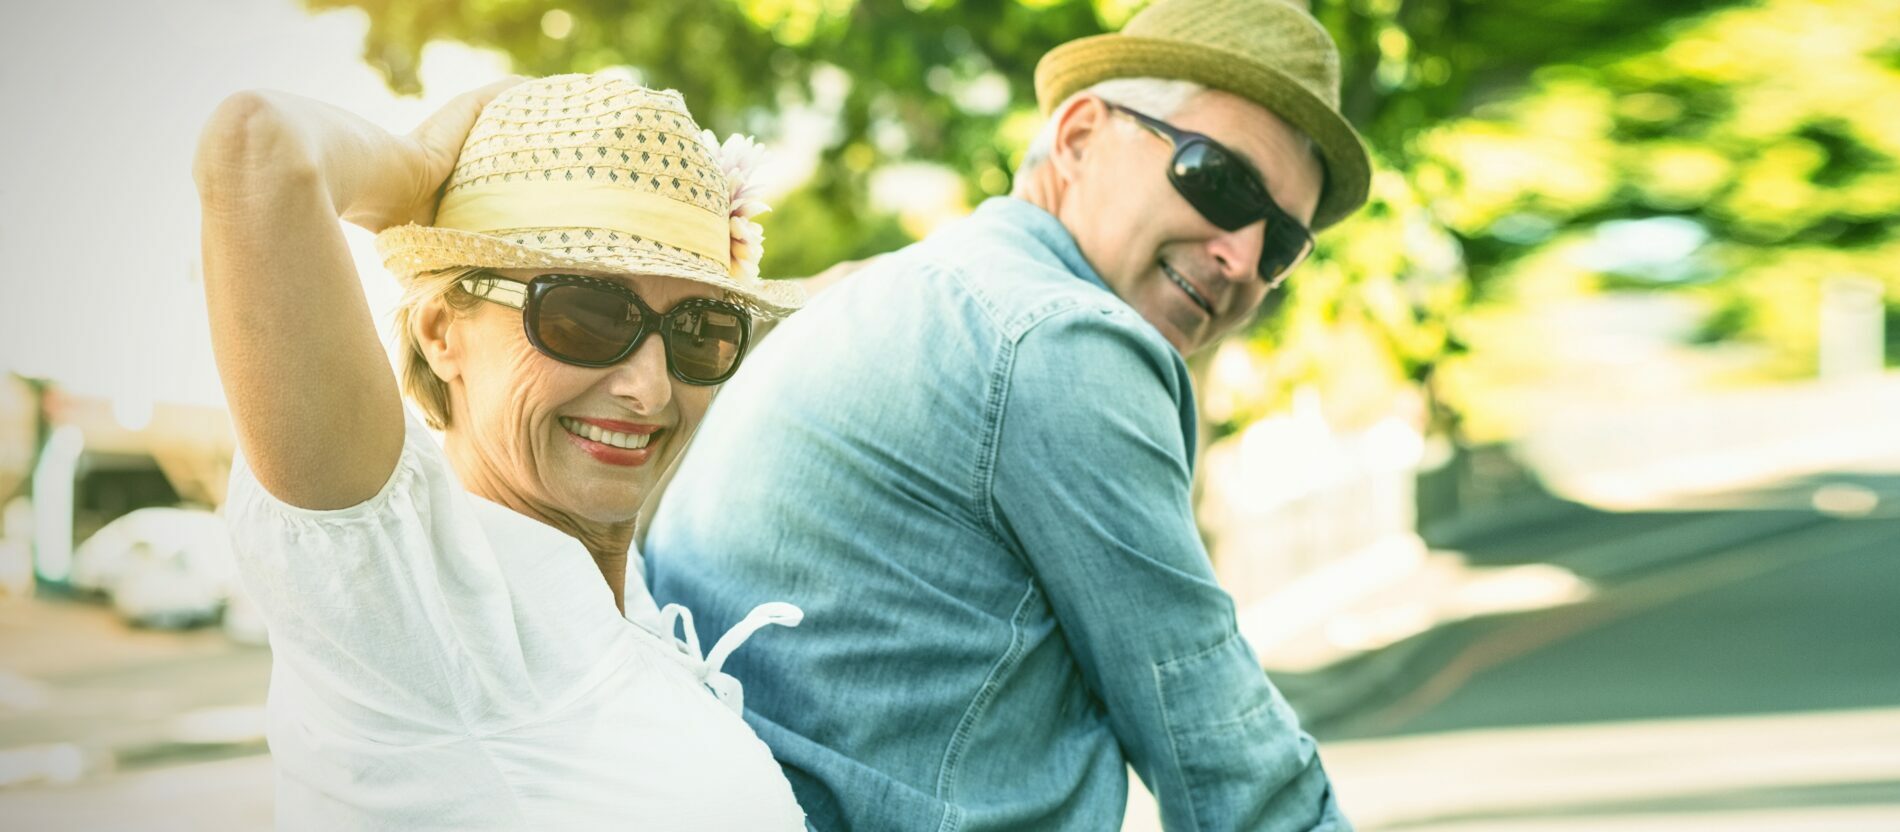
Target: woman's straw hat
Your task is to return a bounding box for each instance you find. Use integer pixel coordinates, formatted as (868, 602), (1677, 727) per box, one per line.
(377, 74), (804, 317)
(1034, 0), (1372, 231)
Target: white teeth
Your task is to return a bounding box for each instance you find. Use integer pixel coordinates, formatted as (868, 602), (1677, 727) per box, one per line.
(561, 418), (652, 450)
(1162, 262), (1214, 316)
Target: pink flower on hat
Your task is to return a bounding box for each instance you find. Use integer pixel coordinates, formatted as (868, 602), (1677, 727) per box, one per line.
(701, 130), (772, 279)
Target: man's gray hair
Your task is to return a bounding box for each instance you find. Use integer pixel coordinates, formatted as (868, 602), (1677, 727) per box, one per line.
(1012, 77), (1206, 187)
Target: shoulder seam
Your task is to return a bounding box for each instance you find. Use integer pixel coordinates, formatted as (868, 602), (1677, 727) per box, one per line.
(970, 301), (1123, 542)
(972, 331), (1016, 544)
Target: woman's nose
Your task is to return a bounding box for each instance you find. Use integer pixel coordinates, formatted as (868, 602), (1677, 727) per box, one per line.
(604, 334), (674, 413)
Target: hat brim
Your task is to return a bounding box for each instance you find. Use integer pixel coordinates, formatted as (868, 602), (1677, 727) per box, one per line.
(1036, 34), (1372, 231)
(375, 224), (806, 318)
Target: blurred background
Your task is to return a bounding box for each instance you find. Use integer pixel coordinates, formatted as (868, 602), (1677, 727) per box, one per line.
(1, 0), (1896, 829)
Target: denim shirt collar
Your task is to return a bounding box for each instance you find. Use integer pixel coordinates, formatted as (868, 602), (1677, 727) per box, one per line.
(970, 197), (1110, 296)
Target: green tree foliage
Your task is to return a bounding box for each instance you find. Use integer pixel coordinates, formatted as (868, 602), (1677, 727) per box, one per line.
(324, 0), (1872, 438)
(313, 0), (1744, 265)
(1415, 0), (1900, 381)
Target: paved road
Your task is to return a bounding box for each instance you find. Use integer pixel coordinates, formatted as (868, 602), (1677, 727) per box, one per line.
(1313, 472), (1900, 830)
(0, 594), (272, 829)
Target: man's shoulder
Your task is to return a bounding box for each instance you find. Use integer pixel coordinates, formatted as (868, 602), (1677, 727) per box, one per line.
(1003, 303), (1194, 428)
(867, 219), (1143, 344)
(778, 204), (1184, 402)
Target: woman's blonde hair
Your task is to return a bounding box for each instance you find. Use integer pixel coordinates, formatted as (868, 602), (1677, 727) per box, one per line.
(392, 267), (485, 430)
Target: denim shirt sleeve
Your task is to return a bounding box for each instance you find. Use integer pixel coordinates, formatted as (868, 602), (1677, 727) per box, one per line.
(986, 308), (1349, 832)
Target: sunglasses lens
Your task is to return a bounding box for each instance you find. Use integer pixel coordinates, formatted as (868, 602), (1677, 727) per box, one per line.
(1125, 106), (1314, 288)
(663, 304), (748, 382)
(535, 282), (643, 364)
(1172, 141), (1313, 285)
(1171, 141), (1263, 231)
(1256, 281), (1292, 321)
(1261, 220), (1316, 283)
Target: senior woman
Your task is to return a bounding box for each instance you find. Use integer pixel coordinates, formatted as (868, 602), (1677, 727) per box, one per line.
(194, 74), (807, 827)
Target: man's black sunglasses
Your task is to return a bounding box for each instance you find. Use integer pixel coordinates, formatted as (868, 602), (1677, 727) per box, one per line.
(1107, 102), (1316, 287)
(460, 272), (752, 385)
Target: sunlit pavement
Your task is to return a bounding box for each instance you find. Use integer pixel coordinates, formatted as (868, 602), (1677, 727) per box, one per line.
(1311, 479), (1900, 830)
(1323, 707), (1900, 831)
(0, 595), (272, 828)
(0, 754), (273, 831)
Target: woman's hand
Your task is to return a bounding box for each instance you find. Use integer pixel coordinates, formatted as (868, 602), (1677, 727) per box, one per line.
(194, 77), (524, 232)
(747, 255), (888, 343)
(350, 76), (526, 231)
(797, 255), (885, 297)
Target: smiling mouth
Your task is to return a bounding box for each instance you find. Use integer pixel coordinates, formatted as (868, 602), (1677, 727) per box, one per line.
(1160, 261), (1215, 317)
(558, 417), (654, 450)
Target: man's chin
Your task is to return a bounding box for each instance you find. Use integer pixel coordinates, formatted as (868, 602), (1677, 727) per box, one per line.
(1158, 315), (1207, 356)
(1143, 306), (1202, 354)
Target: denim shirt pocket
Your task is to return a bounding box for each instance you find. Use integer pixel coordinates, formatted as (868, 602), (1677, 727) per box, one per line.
(1156, 630), (1316, 827)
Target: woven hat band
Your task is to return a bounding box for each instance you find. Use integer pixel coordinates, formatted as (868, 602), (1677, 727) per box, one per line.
(435, 180), (729, 265)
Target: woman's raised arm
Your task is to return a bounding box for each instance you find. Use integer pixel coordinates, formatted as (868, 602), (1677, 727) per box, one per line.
(193, 80), (518, 510)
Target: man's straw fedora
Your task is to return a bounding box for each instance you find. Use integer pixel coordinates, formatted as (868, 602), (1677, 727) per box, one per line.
(1035, 0), (1372, 231)
(377, 74), (804, 317)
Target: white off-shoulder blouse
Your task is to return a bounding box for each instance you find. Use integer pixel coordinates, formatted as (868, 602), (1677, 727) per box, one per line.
(225, 410), (805, 830)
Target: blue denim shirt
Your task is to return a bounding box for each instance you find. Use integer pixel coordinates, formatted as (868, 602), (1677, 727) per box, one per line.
(647, 198), (1348, 831)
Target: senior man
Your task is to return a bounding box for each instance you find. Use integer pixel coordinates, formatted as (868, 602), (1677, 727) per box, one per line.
(646, 0), (1370, 829)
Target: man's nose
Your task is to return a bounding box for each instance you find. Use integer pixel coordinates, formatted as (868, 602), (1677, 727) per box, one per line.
(1207, 220), (1267, 284)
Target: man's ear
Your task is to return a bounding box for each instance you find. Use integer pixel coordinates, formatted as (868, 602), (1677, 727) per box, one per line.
(1049, 95), (1111, 183)
(415, 295), (464, 385)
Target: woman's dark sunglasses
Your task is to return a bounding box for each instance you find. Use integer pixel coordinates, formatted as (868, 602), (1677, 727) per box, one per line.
(459, 272), (752, 385)
(1107, 102), (1316, 286)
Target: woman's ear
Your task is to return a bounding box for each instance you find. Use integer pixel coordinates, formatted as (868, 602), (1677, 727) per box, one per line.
(415, 295), (464, 385)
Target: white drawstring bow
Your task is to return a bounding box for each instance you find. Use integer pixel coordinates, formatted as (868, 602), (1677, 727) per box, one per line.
(658, 601), (803, 715)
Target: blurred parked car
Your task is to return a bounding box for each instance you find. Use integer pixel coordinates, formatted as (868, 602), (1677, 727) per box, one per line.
(70, 506), (239, 630)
